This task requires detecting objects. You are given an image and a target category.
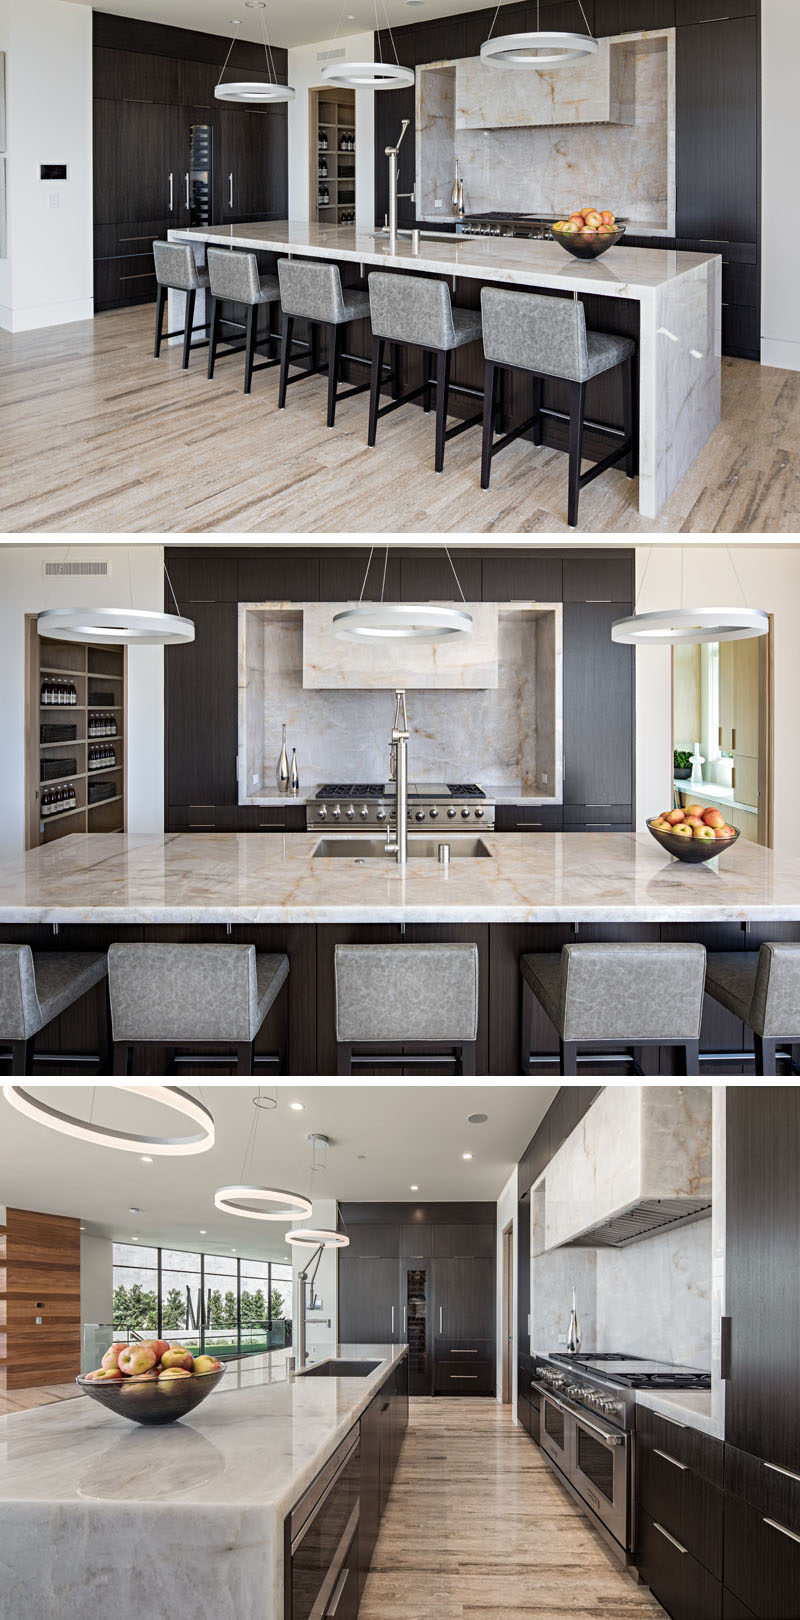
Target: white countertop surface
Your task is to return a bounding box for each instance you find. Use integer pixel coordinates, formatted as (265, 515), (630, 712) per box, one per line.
(673, 777), (758, 816)
(2, 830), (799, 925)
(244, 784), (558, 808)
(170, 219), (719, 300)
(635, 1386), (722, 1440)
(0, 1343), (405, 1620)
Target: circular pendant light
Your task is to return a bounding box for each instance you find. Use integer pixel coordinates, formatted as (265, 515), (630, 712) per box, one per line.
(37, 607), (194, 645)
(611, 607), (769, 646)
(332, 603), (472, 642)
(480, 0), (597, 68)
(214, 1185), (313, 1221)
(285, 1228), (350, 1248)
(215, 6), (295, 104)
(2, 1085), (215, 1155)
(318, 1), (414, 91)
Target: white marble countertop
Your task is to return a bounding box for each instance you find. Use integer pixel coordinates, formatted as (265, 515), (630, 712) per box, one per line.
(635, 1386), (722, 1440)
(0, 1342), (405, 1620)
(170, 219), (719, 300)
(2, 830), (799, 925)
(673, 777), (757, 816)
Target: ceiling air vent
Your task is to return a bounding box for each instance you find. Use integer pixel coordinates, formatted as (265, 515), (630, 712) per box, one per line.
(317, 48), (346, 61)
(43, 559), (110, 577)
(565, 1197), (713, 1249)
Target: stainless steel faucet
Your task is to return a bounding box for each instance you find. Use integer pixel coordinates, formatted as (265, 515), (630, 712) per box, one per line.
(385, 120), (415, 250)
(385, 688), (408, 865)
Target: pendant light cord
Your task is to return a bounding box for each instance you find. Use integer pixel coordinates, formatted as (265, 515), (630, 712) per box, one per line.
(726, 547), (749, 605)
(164, 563), (181, 615)
(487, 0), (591, 45)
(358, 546), (374, 602)
(445, 547), (467, 603)
(216, 18), (242, 90)
(259, 4), (277, 88)
(633, 545), (653, 613)
(381, 544), (389, 602)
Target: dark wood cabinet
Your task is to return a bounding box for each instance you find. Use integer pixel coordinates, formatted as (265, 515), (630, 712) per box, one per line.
(338, 1256), (402, 1343)
(432, 1222), (495, 1258)
(166, 547), (239, 603)
(237, 806), (306, 833)
(637, 1511), (722, 1620)
(637, 1410), (723, 1581)
(218, 105), (287, 221)
(596, 0), (674, 30)
(725, 1089), (800, 1471)
(341, 1222), (400, 1259)
(495, 805), (564, 832)
(563, 601), (634, 812)
(526, 0), (596, 31)
(724, 1492), (800, 1620)
(676, 0), (756, 19)
(165, 602), (238, 807)
(675, 17), (759, 244)
(481, 551), (563, 602)
(465, 4), (527, 56)
(93, 45), (181, 104)
(562, 554), (634, 602)
(93, 100), (183, 227)
(433, 1256), (495, 1343)
(399, 552), (482, 603)
(237, 549), (318, 603)
(319, 548), (401, 602)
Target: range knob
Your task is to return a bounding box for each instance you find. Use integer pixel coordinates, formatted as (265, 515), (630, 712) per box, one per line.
(376, 808), (387, 822)
(447, 806), (457, 818)
(332, 805), (341, 819)
(429, 806), (439, 818)
(475, 807), (484, 819)
(360, 806), (369, 819)
(415, 809), (426, 822)
(346, 806), (355, 820)
(318, 806), (328, 820)
(461, 807), (471, 819)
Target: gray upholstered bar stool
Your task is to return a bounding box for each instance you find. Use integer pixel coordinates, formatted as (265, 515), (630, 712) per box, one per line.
(335, 942), (479, 1074)
(705, 943), (800, 1075)
(206, 247), (281, 395)
(277, 258), (383, 428)
(152, 241), (210, 369)
(0, 944), (108, 1075)
(107, 943), (290, 1076)
(480, 287), (636, 528)
(520, 942), (706, 1076)
(367, 271), (484, 472)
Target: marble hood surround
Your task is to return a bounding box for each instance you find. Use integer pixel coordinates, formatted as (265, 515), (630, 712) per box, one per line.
(544, 1086), (712, 1251)
(455, 36), (635, 130)
(302, 602), (499, 688)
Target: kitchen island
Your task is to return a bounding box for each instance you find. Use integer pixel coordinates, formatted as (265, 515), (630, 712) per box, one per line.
(1, 831), (797, 1073)
(167, 221), (721, 521)
(0, 1342), (407, 1620)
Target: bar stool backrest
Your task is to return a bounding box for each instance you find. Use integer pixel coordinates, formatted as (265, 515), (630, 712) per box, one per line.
(335, 941), (479, 1043)
(0, 944), (41, 1039)
(278, 258), (347, 324)
(368, 270), (456, 350)
(481, 286), (590, 381)
(107, 942), (260, 1042)
(153, 241), (204, 293)
(207, 247), (263, 304)
(750, 943), (800, 1037)
(559, 941), (707, 1043)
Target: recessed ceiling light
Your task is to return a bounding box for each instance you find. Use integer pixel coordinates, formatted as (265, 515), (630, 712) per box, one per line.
(467, 1113), (488, 1125)
(141, 1156), (153, 1164)
(357, 1154), (366, 1160)
(200, 1229), (207, 1235)
(80, 1226), (86, 1231)
(129, 1206), (141, 1214)
(410, 1184), (419, 1191)
(132, 1236), (139, 1241)
(290, 1101), (304, 1111)
(462, 1152), (473, 1161)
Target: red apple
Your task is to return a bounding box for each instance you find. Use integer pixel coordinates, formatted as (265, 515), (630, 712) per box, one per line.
(160, 1345), (194, 1371)
(601, 210), (616, 225)
(704, 809), (725, 829)
(568, 213), (585, 228)
(716, 824), (736, 838)
(693, 824), (717, 841)
(192, 1355), (222, 1375)
(665, 809), (686, 825)
(684, 803), (705, 817)
(584, 209), (602, 228)
(118, 1344), (157, 1378)
(101, 1343), (127, 1372)
(673, 823), (694, 839)
(127, 1368), (160, 1382)
(85, 1366), (123, 1382)
(158, 1366), (193, 1382)
(685, 816), (705, 829)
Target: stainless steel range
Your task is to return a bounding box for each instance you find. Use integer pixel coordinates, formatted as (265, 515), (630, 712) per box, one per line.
(533, 1352), (711, 1558)
(307, 782), (494, 830)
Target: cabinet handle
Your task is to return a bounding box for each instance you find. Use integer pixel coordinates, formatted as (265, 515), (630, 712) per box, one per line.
(451, 1374), (478, 1380)
(391, 1305), (394, 1333)
(654, 1448), (688, 1472)
(731, 727), (736, 750)
(185, 172), (190, 208)
(440, 1306), (443, 1331)
(720, 1316), (732, 1381)
(451, 1349), (478, 1354)
(764, 1517), (800, 1547)
(228, 171), (234, 208)
(653, 1523), (687, 1555)
(766, 1461), (800, 1485)
(403, 1305), (406, 1334)
(168, 172), (174, 212)
(326, 1566), (350, 1618)
(655, 1412), (687, 1430)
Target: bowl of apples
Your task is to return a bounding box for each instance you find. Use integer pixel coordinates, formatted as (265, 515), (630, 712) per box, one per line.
(77, 1341), (225, 1425)
(647, 805), (740, 864)
(552, 207), (625, 259)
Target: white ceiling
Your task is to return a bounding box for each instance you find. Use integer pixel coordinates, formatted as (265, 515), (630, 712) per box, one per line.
(0, 1084), (553, 1262)
(65, 0), (496, 50)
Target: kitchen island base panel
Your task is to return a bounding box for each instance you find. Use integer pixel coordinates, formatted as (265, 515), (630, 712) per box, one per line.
(167, 223), (721, 520)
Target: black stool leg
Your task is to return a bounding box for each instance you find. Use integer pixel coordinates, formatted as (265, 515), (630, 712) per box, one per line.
(434, 347), (451, 473)
(244, 305), (258, 395)
(278, 313), (293, 409)
(10, 1038), (34, 1075)
(481, 359), (496, 491)
(622, 354), (635, 477)
(520, 979), (535, 1076)
(567, 380), (587, 528)
(391, 342), (401, 401)
(337, 1042), (353, 1075)
(560, 1039), (578, 1076)
(182, 290), (196, 370)
(423, 349), (433, 414)
(154, 285), (167, 359)
(532, 373), (543, 446)
(327, 322), (344, 428)
(754, 1034), (777, 1076)
(235, 1041), (255, 1075)
(310, 321), (320, 375)
(207, 296), (219, 379)
(460, 1043), (476, 1075)
(367, 336), (385, 448)
(675, 1040), (700, 1076)
(113, 1042), (132, 1075)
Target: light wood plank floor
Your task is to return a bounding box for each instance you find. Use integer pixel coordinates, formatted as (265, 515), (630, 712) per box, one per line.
(1, 305), (798, 534)
(360, 1398), (664, 1620)
(0, 1380), (82, 1416)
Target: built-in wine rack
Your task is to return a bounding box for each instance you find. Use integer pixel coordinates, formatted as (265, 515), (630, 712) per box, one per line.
(406, 1267), (428, 1394)
(25, 617), (126, 848)
(311, 87), (356, 225)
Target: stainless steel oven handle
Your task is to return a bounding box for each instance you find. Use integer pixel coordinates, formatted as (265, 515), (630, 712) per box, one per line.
(654, 1447), (689, 1472)
(654, 1522), (687, 1555)
(538, 1388), (624, 1448)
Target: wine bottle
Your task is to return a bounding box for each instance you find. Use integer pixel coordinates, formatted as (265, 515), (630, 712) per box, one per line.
(276, 723), (290, 793)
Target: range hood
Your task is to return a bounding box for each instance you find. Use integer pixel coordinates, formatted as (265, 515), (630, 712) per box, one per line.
(544, 1087), (712, 1252)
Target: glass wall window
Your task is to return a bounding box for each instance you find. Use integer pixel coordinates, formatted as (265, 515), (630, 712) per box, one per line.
(240, 1258), (270, 1354)
(110, 1245), (293, 1355)
(160, 1248), (202, 1354)
(112, 1244), (159, 1333)
(204, 1254), (238, 1359)
(272, 1263), (293, 1348)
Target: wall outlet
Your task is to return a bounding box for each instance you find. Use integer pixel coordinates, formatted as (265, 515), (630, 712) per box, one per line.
(434, 198), (443, 208)
(49, 193), (60, 209)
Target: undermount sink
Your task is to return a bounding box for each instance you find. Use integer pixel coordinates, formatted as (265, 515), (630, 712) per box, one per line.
(297, 1359), (381, 1378)
(312, 836), (493, 859)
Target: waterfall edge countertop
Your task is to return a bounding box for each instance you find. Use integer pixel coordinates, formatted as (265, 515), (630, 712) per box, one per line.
(0, 1343), (406, 1620)
(167, 220), (722, 522)
(1, 831), (799, 924)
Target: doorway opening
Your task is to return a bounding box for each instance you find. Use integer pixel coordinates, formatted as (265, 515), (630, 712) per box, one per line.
(501, 1219), (514, 1406)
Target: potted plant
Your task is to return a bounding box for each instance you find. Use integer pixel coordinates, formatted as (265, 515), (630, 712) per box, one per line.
(674, 749), (692, 780)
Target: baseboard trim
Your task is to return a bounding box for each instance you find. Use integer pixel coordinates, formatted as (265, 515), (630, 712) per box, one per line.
(0, 298), (94, 333)
(760, 336), (800, 372)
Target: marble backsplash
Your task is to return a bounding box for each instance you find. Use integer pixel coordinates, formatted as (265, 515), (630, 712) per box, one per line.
(240, 603), (561, 794)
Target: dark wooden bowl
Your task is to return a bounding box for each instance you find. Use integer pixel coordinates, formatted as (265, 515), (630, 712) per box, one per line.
(646, 819), (740, 864)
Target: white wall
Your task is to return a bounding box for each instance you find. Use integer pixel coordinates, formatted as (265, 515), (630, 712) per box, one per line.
(761, 0), (800, 370)
(292, 1197), (339, 1358)
(635, 545), (800, 852)
(0, 544), (166, 860)
(287, 33), (375, 229)
(496, 1167), (517, 1417)
(80, 1233), (113, 1325)
(0, 0), (93, 331)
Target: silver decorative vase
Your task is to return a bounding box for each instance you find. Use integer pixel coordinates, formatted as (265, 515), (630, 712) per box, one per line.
(566, 1288), (580, 1354)
(289, 748), (299, 794)
(276, 723), (290, 793)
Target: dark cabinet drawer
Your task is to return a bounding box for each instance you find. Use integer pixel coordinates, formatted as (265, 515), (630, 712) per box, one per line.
(94, 254), (158, 307)
(637, 1408), (723, 1486)
(495, 804), (563, 832)
(724, 1492), (800, 1620)
(637, 1509), (722, 1620)
(725, 1445), (800, 1538)
(436, 1339), (493, 1361)
(93, 219), (169, 257)
(638, 1440), (723, 1577)
(238, 805), (307, 832)
(167, 804), (240, 831)
(518, 1393), (532, 1434)
(434, 1360), (494, 1394)
(722, 259), (759, 308)
(722, 1593), (756, 1620)
(563, 803), (633, 829)
(721, 304), (760, 362)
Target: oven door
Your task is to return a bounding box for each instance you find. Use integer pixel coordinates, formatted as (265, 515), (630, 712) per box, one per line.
(538, 1389), (572, 1476)
(572, 1410), (630, 1551)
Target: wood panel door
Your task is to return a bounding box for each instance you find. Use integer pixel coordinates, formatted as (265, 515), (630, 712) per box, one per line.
(675, 17), (759, 244)
(2, 1208), (81, 1388)
(432, 1256), (495, 1344)
(725, 1089), (800, 1470)
(338, 1257), (401, 1343)
(562, 601), (634, 810)
(93, 99), (183, 225)
(165, 602), (238, 807)
(218, 106), (286, 220)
